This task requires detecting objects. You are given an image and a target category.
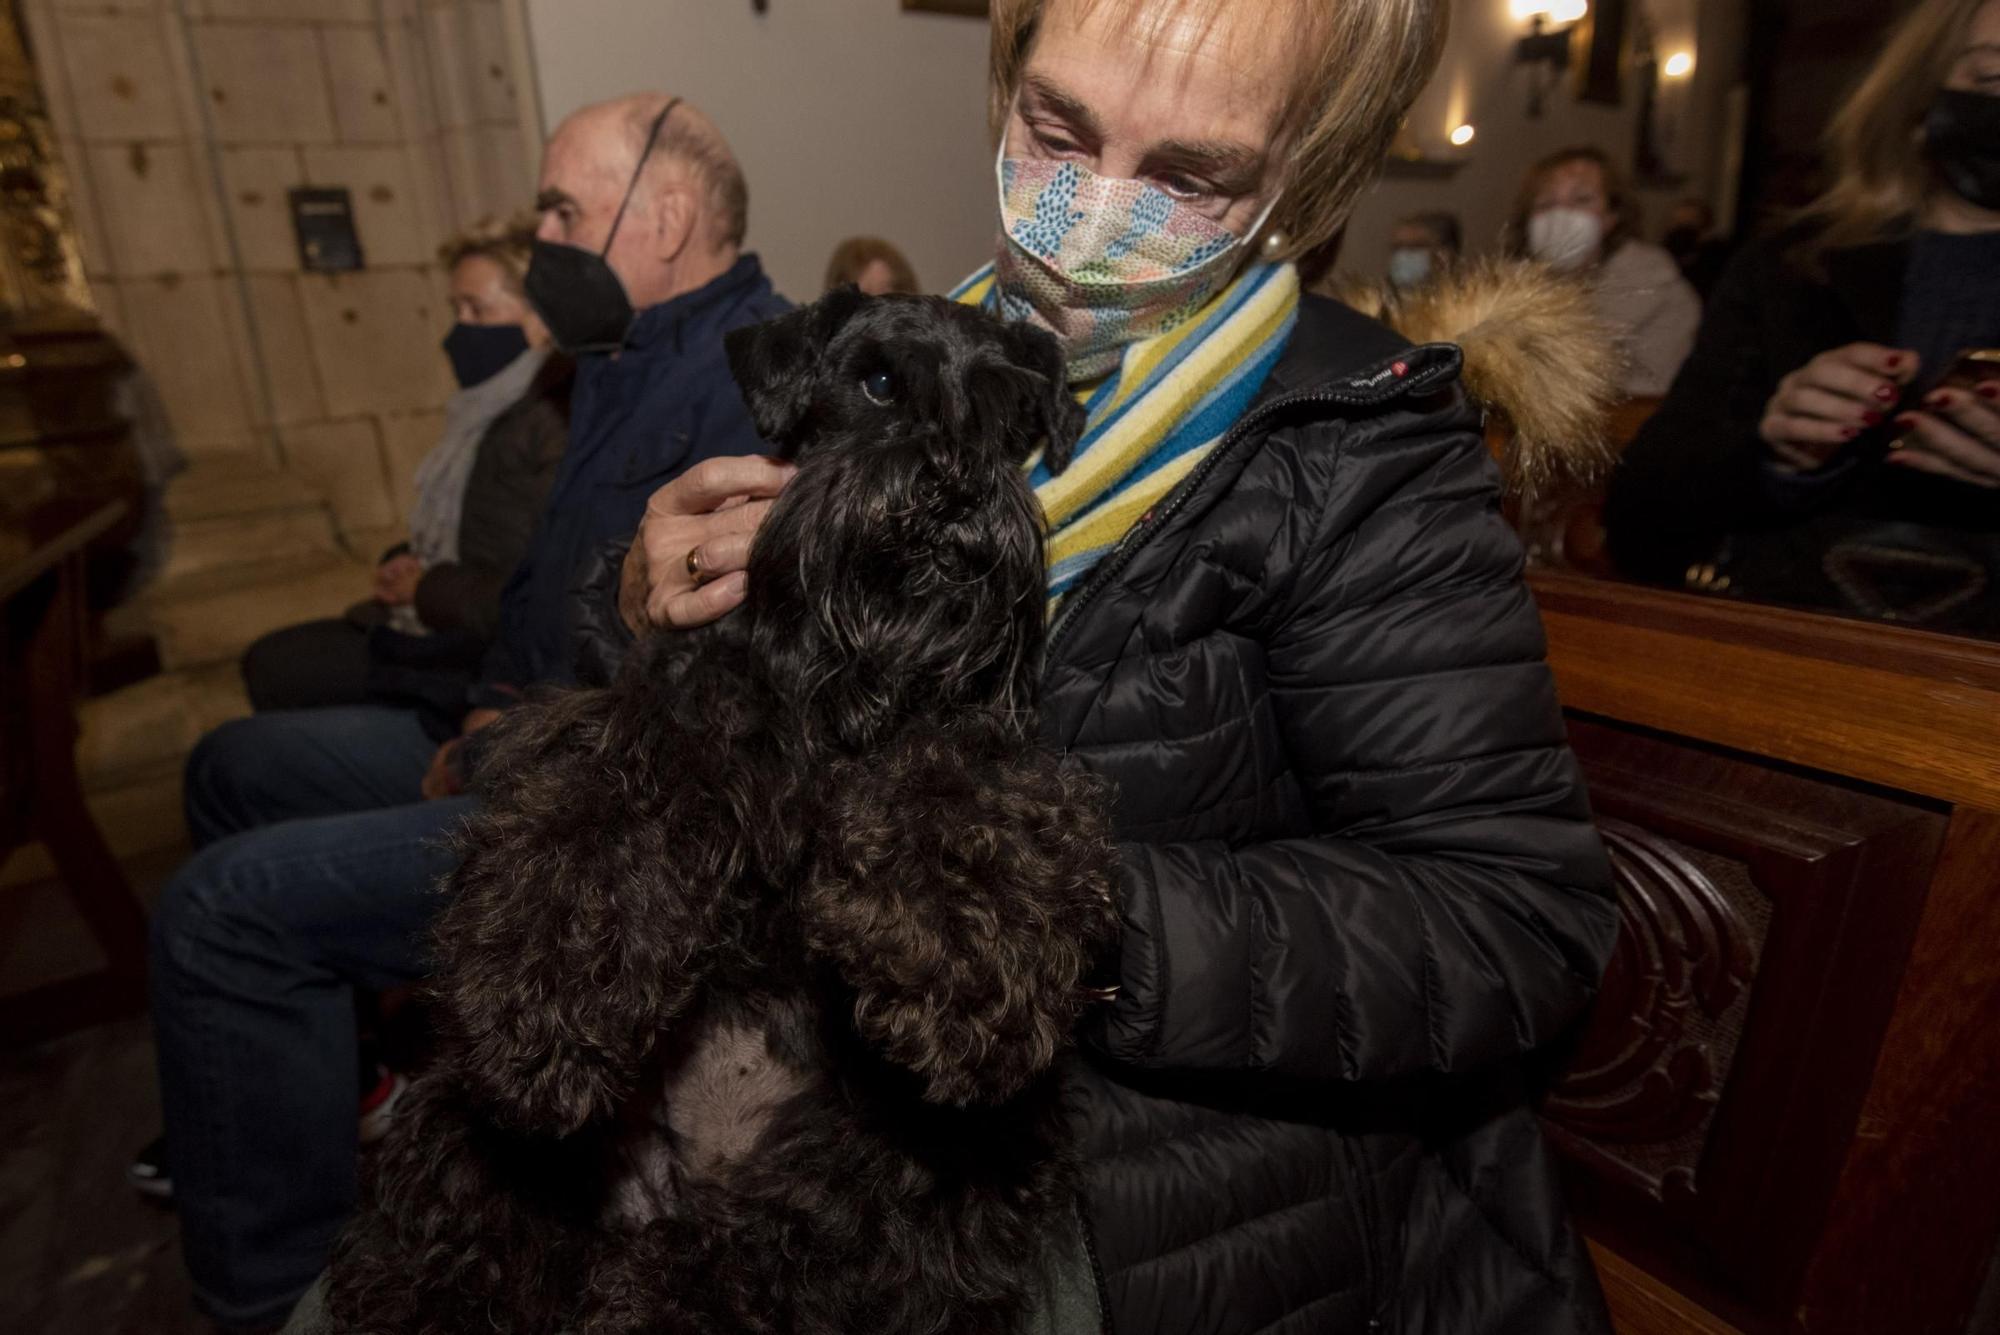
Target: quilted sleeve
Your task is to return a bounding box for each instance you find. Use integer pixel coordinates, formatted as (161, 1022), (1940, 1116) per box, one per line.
(1084, 408), (1619, 1081)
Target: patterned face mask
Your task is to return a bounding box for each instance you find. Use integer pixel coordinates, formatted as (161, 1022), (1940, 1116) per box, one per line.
(993, 147), (1278, 382)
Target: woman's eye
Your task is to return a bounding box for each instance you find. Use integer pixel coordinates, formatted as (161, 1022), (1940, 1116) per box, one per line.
(861, 370), (896, 404)
(1156, 173), (1209, 201)
(1031, 126), (1083, 157)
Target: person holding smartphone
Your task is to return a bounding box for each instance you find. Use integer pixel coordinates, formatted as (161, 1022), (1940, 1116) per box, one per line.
(1606, 0), (2000, 631)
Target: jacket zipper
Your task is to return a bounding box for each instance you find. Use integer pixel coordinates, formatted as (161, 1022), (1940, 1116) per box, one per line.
(1042, 349), (1462, 668)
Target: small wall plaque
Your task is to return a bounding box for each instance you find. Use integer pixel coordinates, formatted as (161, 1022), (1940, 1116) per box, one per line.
(289, 186), (364, 273)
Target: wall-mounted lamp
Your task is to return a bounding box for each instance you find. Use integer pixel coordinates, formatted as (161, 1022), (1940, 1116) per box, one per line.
(1450, 123), (1477, 147)
(1663, 50), (1695, 78)
(1513, 0), (1589, 118)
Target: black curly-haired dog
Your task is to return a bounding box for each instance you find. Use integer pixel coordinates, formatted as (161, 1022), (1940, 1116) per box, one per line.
(323, 288), (1121, 1335)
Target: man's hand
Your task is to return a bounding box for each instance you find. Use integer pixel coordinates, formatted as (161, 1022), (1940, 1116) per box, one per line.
(1889, 383), (2000, 489)
(421, 738), (463, 801)
(373, 554), (424, 606)
(1759, 343), (1917, 472)
(619, 455), (796, 634)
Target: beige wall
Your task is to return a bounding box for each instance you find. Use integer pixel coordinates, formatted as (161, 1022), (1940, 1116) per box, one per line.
(1340, 0), (1748, 284)
(523, 0), (995, 303)
(25, 0), (538, 540)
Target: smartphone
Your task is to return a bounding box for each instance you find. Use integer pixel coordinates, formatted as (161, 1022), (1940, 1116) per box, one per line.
(1927, 347), (2000, 396)
(1882, 348), (2000, 456)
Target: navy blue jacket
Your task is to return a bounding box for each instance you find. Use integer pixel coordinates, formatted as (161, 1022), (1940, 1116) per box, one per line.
(470, 255), (790, 709)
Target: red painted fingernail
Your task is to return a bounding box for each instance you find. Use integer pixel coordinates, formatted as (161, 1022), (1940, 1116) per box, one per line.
(1841, 427), (1860, 440)
(1979, 384), (2000, 401)
(1885, 354), (1903, 370)
(1873, 383), (1898, 402)
(1895, 414), (1919, 430)
(1926, 393), (1950, 409)
(1861, 410), (1884, 426)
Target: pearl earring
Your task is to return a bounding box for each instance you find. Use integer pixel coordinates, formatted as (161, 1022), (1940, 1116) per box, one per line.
(1262, 229), (1287, 255)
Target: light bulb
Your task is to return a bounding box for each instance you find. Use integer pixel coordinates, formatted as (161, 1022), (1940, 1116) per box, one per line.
(1663, 51), (1695, 78)
(1450, 123), (1476, 147)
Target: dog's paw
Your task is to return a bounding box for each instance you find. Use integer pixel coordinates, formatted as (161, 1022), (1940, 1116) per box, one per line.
(804, 720), (1119, 1105)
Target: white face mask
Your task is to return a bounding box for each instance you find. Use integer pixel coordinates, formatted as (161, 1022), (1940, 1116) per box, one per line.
(1527, 207), (1605, 272)
(1387, 248), (1434, 289)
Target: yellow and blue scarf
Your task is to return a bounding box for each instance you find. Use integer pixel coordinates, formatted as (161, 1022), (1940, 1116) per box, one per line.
(952, 260), (1301, 609)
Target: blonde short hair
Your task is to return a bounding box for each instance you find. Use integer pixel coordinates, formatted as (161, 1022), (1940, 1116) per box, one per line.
(437, 214), (537, 290)
(986, 0), (1449, 261)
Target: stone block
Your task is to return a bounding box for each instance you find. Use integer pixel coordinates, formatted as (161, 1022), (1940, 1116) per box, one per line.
(302, 144), (429, 266)
(321, 24), (402, 143)
(296, 268), (452, 417)
(162, 505), (340, 583)
(191, 22), (336, 144)
(195, 0), (376, 22)
(216, 146), (305, 272)
(52, 10), (187, 142)
(379, 5), (438, 140)
(83, 141), (223, 278)
(116, 273), (262, 455)
(462, 0), (517, 125)
(477, 123), (534, 222)
(377, 406), (444, 522)
(280, 417), (396, 534)
(241, 274), (326, 424)
(147, 552), (371, 670)
(421, 1), (472, 130)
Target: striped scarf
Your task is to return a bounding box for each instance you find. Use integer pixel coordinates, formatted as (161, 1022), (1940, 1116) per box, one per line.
(952, 260), (1300, 610)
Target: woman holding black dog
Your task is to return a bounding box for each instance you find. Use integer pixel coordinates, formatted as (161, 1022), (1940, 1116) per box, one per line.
(613, 1), (1619, 1331)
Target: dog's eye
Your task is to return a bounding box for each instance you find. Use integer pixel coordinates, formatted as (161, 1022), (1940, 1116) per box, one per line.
(860, 369), (897, 404)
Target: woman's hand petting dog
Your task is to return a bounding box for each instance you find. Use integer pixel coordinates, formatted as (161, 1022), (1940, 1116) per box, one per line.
(619, 454), (796, 634)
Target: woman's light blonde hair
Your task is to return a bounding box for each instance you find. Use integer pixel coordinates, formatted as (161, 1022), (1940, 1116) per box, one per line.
(986, 0), (1449, 261)
(1797, 0), (1986, 262)
(438, 214), (538, 290)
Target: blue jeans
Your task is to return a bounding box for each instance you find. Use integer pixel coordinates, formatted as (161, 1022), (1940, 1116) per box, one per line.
(154, 706), (472, 1327)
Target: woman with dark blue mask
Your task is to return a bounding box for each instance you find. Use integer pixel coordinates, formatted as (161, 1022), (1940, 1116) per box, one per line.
(236, 216), (574, 716)
(1609, 0), (2000, 635)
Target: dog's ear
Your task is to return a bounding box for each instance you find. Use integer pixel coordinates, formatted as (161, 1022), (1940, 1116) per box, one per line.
(1003, 322), (1088, 474)
(725, 286), (869, 450)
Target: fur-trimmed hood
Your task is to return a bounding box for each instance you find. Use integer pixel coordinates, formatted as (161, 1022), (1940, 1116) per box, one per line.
(1341, 259), (1624, 498)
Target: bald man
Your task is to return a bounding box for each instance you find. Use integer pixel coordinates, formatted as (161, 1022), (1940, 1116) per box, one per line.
(469, 93), (789, 734)
(145, 95), (788, 1333)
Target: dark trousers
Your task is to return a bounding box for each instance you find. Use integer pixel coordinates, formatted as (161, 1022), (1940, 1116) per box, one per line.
(153, 706), (472, 1328)
(239, 618), (375, 714)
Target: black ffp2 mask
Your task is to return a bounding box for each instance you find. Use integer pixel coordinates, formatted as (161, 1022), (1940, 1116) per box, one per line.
(1926, 89), (2000, 213)
(525, 97), (681, 355)
(442, 321), (529, 388)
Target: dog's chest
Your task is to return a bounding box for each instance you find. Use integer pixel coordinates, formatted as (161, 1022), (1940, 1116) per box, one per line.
(602, 1007), (813, 1228)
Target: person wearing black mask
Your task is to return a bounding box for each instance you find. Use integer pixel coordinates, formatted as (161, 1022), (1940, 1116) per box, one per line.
(237, 216), (574, 714)
(1606, 0), (2000, 636)
(141, 96), (784, 1333)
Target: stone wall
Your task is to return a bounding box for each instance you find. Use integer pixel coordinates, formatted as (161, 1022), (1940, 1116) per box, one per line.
(21, 0), (538, 545)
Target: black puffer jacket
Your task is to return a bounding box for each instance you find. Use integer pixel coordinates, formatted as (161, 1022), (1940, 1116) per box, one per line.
(1050, 295), (1618, 1334)
(573, 294), (1618, 1334)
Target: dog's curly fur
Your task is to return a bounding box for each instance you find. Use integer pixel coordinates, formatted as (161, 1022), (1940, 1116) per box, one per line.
(323, 289), (1122, 1334)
